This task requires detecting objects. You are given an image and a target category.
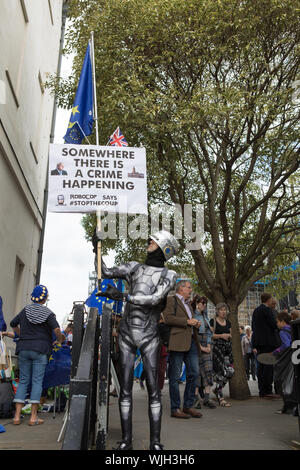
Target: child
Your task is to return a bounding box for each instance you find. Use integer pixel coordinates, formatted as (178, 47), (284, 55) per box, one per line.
(273, 311), (292, 357)
(272, 311), (295, 415)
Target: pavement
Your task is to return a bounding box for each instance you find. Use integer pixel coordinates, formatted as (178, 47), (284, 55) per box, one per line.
(0, 409), (64, 450)
(0, 380), (299, 451)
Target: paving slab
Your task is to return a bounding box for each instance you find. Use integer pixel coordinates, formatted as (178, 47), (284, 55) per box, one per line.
(0, 380), (299, 450)
(0, 411), (65, 450)
(106, 380), (300, 451)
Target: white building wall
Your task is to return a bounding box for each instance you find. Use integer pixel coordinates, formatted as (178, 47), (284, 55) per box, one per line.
(0, 0), (64, 327)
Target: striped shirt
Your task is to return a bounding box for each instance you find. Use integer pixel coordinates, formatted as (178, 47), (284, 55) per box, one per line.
(10, 307), (60, 356)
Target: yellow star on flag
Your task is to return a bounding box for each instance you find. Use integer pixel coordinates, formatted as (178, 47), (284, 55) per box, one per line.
(71, 105), (80, 117)
(68, 121), (77, 129)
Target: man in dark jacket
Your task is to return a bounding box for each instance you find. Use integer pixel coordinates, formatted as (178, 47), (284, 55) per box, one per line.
(252, 292), (279, 398)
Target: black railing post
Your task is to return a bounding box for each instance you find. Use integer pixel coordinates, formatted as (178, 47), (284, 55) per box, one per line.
(89, 308), (100, 448)
(96, 303), (112, 450)
(71, 302), (85, 378)
(62, 306), (99, 450)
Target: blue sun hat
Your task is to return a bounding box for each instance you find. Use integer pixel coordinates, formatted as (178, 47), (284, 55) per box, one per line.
(31, 285), (48, 303)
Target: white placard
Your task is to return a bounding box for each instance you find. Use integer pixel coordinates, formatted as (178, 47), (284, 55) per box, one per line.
(48, 144), (147, 214)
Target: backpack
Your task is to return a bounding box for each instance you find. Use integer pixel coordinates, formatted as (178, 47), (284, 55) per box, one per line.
(159, 296), (178, 347)
(0, 379), (15, 419)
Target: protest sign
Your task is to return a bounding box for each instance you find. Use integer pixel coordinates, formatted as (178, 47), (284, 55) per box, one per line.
(48, 144), (147, 214)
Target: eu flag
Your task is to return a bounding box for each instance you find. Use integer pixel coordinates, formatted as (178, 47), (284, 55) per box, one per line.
(134, 349), (143, 378)
(85, 279), (116, 315)
(43, 344), (71, 388)
(64, 42), (94, 144)
(112, 279), (124, 315)
(0, 296), (7, 332)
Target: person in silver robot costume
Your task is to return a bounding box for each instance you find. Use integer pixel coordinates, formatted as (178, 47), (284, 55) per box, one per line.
(94, 230), (179, 450)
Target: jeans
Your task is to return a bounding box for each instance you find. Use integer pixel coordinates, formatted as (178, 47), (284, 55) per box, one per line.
(244, 353), (256, 379)
(14, 350), (48, 404)
(168, 339), (199, 411)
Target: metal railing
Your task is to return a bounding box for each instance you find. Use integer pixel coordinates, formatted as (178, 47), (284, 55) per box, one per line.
(96, 301), (112, 450)
(61, 302), (113, 450)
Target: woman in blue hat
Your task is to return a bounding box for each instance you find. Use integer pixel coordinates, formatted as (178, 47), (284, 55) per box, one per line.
(10, 285), (64, 425)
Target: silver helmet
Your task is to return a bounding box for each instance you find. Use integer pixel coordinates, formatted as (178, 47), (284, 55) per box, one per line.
(149, 230), (179, 261)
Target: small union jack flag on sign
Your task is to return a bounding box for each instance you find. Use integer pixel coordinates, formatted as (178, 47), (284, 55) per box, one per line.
(108, 126), (128, 147)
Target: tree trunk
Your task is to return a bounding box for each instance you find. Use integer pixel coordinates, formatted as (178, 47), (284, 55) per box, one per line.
(227, 302), (250, 400)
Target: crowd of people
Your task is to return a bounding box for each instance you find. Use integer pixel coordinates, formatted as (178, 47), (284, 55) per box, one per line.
(251, 293), (299, 415)
(128, 285), (300, 419)
(1, 279), (299, 433)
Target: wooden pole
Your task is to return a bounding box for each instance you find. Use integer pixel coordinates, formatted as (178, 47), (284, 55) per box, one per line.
(90, 32), (99, 146)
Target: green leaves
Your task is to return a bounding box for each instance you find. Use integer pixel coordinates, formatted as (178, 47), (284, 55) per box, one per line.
(64, 0), (300, 305)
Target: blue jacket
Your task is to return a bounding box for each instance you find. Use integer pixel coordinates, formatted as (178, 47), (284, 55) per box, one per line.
(194, 310), (213, 344)
(273, 326), (292, 355)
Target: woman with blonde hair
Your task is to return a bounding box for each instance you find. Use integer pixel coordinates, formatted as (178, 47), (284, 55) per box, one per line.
(210, 303), (234, 407)
(241, 326), (256, 381)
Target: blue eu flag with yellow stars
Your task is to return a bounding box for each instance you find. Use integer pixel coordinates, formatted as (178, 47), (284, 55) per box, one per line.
(134, 349), (143, 378)
(85, 279), (116, 315)
(0, 296), (7, 332)
(43, 344), (71, 388)
(64, 42), (94, 144)
(112, 279), (124, 315)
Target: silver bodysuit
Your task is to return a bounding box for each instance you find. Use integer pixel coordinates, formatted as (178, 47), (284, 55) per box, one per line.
(101, 258), (177, 448)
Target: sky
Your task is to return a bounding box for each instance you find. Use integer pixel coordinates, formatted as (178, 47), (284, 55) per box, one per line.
(40, 51), (114, 327)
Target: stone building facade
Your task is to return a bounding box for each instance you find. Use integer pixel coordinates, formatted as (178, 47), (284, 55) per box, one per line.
(0, 0), (65, 328)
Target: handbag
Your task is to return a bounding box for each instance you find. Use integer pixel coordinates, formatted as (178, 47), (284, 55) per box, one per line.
(0, 332), (6, 366)
(4, 350), (12, 379)
(0, 379), (15, 418)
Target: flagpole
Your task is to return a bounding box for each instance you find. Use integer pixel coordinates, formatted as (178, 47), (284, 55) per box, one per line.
(90, 32), (99, 146)
(90, 31), (102, 288)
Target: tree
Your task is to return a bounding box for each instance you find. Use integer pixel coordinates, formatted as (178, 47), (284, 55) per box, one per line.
(54, 0), (300, 399)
